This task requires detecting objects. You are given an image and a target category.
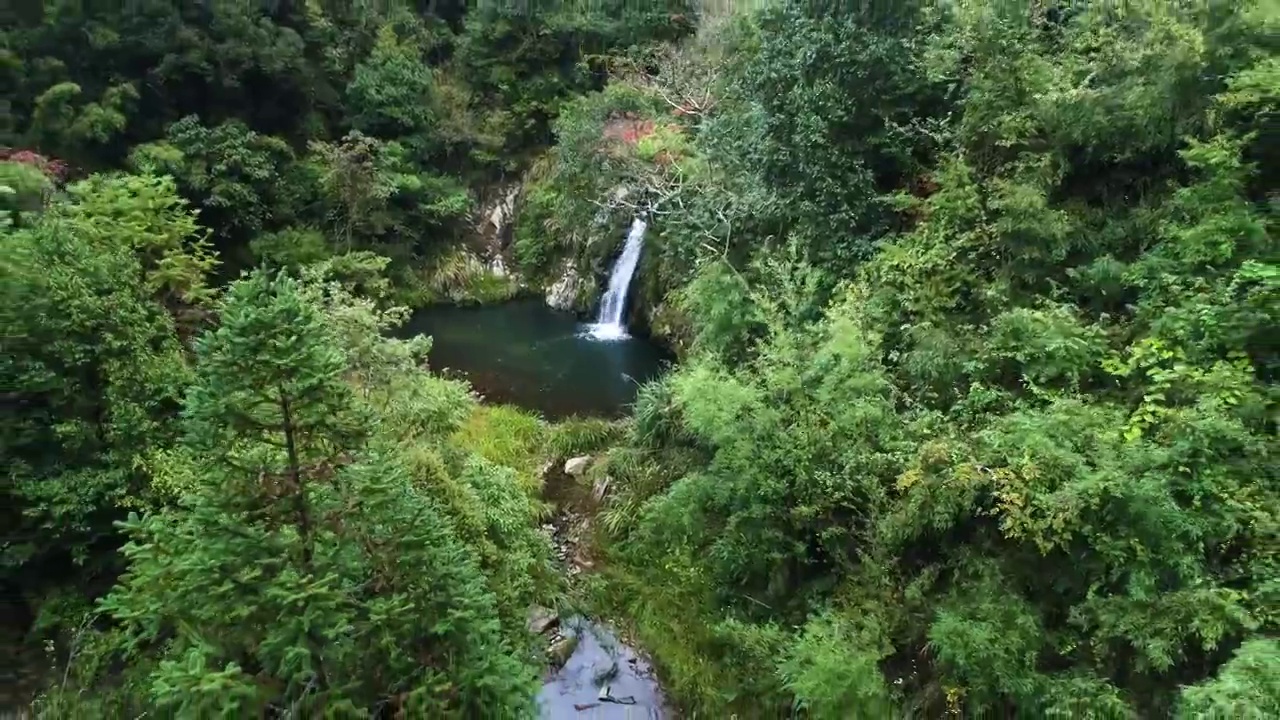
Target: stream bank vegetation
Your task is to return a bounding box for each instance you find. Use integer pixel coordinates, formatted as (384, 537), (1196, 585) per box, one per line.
(554, 1), (1279, 717)
(3, 0), (1278, 717)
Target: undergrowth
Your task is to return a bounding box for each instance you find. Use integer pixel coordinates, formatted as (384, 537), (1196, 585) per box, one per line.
(395, 247), (520, 307)
(547, 416), (624, 459)
(452, 404), (547, 493)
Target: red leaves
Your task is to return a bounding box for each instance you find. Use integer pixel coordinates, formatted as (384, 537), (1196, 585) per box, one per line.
(1, 148), (69, 182)
(602, 114), (657, 146)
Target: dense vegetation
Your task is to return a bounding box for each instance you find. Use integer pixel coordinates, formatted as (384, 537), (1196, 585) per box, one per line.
(3, 0), (1277, 717)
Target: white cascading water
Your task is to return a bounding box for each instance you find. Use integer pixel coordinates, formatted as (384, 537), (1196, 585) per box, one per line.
(586, 216), (647, 340)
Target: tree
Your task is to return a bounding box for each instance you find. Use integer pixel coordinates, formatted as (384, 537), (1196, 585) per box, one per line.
(347, 24), (438, 143)
(1177, 639), (1280, 719)
(1, 172), (209, 588)
(0, 156), (55, 226)
(714, 3), (940, 272)
(129, 116), (295, 248)
(588, 1), (1279, 717)
(26, 81), (138, 165)
(77, 272), (535, 716)
(309, 131), (470, 258)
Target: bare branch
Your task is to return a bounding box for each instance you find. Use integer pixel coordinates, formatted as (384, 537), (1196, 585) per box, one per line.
(607, 42), (725, 120)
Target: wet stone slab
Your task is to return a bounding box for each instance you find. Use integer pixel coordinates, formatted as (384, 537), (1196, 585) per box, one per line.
(538, 617), (667, 719)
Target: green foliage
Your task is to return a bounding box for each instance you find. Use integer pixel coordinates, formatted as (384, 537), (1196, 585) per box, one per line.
(1177, 639), (1280, 720)
(547, 417), (624, 459)
(130, 116), (294, 244)
(511, 172), (567, 282)
(347, 25), (438, 142)
(677, 260), (761, 362)
(27, 81), (137, 161)
(453, 404), (548, 492)
(7, 0), (689, 306)
(0, 160), (52, 225)
(308, 131), (471, 259)
(591, 2), (1280, 717)
(720, 3), (938, 272)
(452, 5), (597, 160)
(1, 172), (209, 581)
(7, 1), (1279, 716)
(399, 245), (518, 307)
(63, 174), (218, 310)
(780, 610), (897, 718)
(51, 272), (537, 715)
(296, 257), (555, 651)
(249, 226), (331, 269)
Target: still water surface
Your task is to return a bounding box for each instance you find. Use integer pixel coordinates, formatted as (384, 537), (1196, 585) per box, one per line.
(401, 299), (670, 419)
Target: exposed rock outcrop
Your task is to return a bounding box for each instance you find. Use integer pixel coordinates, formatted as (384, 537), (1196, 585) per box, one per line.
(546, 261), (585, 311)
(472, 182), (521, 286)
(528, 605), (559, 636)
(655, 302), (692, 356)
(474, 183), (520, 252)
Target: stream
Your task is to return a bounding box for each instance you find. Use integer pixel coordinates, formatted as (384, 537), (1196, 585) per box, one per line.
(403, 296), (674, 717)
(536, 616), (668, 718)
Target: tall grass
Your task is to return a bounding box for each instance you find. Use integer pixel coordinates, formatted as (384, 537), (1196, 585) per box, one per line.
(452, 404), (548, 493)
(585, 555), (792, 717)
(547, 416), (625, 459)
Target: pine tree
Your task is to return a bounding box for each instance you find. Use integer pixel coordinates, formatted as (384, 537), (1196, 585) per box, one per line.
(96, 271), (535, 717)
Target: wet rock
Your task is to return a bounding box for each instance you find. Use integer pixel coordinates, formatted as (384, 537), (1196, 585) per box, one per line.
(592, 477), (611, 503)
(547, 635), (579, 667)
(528, 606), (559, 636)
(546, 261), (583, 311)
(591, 658), (619, 686)
(564, 455), (592, 477)
(538, 619), (667, 717)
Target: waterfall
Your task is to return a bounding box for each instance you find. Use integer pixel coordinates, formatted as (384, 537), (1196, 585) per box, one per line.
(586, 216), (647, 340)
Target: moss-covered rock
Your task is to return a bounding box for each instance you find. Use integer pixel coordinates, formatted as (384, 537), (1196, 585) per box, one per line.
(646, 299), (693, 359)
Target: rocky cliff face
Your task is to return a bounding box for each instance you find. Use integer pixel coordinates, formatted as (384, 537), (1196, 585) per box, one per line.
(474, 182), (521, 263)
(545, 260), (585, 310)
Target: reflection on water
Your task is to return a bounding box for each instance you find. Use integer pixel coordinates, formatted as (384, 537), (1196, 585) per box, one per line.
(400, 300), (671, 419)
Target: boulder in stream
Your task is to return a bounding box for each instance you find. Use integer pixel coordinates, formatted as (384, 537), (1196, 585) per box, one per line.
(592, 476), (611, 502)
(528, 605), (559, 636)
(547, 635), (579, 667)
(591, 658), (619, 685)
(564, 455), (592, 477)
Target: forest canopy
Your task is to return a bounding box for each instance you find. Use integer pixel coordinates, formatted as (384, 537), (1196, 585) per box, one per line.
(2, 0), (1277, 717)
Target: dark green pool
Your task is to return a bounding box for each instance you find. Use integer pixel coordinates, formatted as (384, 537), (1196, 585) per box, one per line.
(401, 299), (671, 419)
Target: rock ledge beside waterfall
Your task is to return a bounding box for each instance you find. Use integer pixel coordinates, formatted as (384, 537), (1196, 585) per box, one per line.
(546, 261), (585, 310)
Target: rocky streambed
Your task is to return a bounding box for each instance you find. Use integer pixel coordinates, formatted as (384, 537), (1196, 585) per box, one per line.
(533, 456), (669, 719)
(534, 613), (667, 718)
